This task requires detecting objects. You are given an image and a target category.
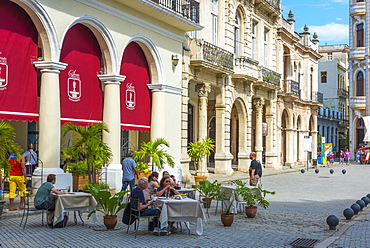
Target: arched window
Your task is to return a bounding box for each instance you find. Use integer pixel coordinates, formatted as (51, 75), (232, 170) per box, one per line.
(234, 11), (241, 56)
(356, 71), (364, 96)
(357, 23), (364, 47)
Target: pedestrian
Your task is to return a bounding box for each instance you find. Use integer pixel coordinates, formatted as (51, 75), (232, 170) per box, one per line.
(249, 152), (262, 186)
(121, 151), (139, 193)
(345, 149), (351, 166)
(8, 153), (26, 211)
(34, 174), (69, 228)
(339, 149), (344, 166)
(329, 152), (335, 168)
(22, 143), (38, 176)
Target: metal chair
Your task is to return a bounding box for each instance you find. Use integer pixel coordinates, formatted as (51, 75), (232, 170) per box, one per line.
(20, 190), (45, 229)
(126, 197), (160, 238)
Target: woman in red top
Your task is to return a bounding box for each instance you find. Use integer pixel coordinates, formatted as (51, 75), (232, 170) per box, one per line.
(8, 154), (26, 211)
(339, 150), (344, 166)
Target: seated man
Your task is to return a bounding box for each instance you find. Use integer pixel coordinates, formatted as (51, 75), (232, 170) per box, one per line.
(156, 177), (180, 197)
(34, 174), (68, 228)
(130, 177), (163, 233)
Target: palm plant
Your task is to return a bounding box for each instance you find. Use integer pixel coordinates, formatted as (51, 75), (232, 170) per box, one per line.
(0, 121), (21, 177)
(62, 123), (113, 183)
(134, 138), (175, 171)
(187, 137), (215, 173)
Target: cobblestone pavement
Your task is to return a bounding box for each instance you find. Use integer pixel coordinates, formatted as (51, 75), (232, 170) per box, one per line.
(1, 163), (370, 247)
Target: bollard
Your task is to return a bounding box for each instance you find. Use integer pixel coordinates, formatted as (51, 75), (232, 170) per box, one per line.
(356, 200), (365, 210)
(315, 169), (319, 174)
(326, 215), (339, 230)
(342, 169), (346, 174)
(351, 203), (361, 214)
(301, 169), (305, 173)
(343, 208), (354, 220)
(362, 197), (370, 206)
(329, 169), (334, 174)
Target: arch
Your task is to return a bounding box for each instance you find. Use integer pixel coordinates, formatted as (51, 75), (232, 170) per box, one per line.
(11, 0), (60, 61)
(355, 70), (365, 96)
(230, 97), (248, 165)
(356, 117), (365, 149)
(125, 34), (165, 85)
(297, 115), (302, 130)
(62, 16), (119, 75)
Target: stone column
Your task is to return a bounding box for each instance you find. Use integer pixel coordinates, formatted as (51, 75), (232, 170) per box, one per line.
(254, 98), (265, 160)
(195, 83), (211, 176)
(33, 61), (71, 191)
(98, 74), (125, 190)
(285, 129), (295, 167)
(311, 116), (318, 161)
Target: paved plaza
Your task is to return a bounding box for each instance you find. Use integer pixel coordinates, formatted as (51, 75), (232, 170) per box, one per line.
(1, 163), (370, 247)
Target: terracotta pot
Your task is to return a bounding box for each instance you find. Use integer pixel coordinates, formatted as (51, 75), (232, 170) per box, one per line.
(103, 215), (117, 229)
(221, 213), (234, 226)
(194, 175), (207, 185)
(245, 206), (258, 218)
(202, 197), (212, 208)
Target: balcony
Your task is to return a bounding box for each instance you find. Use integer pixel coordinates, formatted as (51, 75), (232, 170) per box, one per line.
(233, 56), (259, 81)
(350, 48), (366, 60)
(337, 88), (349, 97)
(339, 115), (349, 127)
(190, 39), (234, 73)
(255, 0), (281, 16)
(350, 2), (366, 16)
(261, 67), (281, 87)
(149, 0), (199, 23)
(350, 97), (366, 107)
(312, 92), (324, 104)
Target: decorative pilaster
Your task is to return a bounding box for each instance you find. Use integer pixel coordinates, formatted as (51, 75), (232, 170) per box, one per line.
(254, 98), (265, 160)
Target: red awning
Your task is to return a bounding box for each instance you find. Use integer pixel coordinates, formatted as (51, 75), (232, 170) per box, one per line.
(120, 42), (151, 132)
(0, 1), (38, 122)
(60, 24), (103, 126)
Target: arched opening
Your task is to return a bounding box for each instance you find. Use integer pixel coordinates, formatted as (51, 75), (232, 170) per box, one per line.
(356, 118), (365, 149)
(281, 109), (289, 166)
(356, 71), (364, 96)
(230, 104), (239, 165)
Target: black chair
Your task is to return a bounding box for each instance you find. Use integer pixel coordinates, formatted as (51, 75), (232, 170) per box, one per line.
(126, 197), (160, 238)
(20, 190), (45, 229)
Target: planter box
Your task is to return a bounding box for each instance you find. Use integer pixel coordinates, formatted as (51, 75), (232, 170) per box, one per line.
(135, 171), (151, 184)
(73, 174), (99, 191)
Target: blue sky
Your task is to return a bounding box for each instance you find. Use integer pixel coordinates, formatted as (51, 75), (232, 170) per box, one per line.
(281, 0), (349, 46)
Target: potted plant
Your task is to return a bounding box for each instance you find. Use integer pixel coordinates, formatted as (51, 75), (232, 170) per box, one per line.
(135, 162), (151, 183)
(62, 123), (113, 186)
(82, 181), (110, 192)
(235, 184), (275, 218)
(0, 121), (22, 217)
(195, 179), (219, 209)
(213, 186), (237, 226)
(187, 137), (215, 184)
(134, 138), (175, 172)
(88, 186), (128, 229)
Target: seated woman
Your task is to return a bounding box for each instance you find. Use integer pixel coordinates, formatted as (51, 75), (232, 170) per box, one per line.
(156, 177), (179, 197)
(143, 172), (159, 200)
(34, 174), (68, 228)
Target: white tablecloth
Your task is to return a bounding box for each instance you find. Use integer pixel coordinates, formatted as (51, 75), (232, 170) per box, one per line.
(155, 198), (206, 235)
(53, 192), (98, 225)
(177, 188), (196, 199)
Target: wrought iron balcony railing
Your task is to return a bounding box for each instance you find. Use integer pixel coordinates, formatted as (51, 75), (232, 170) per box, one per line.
(282, 80), (300, 97)
(350, 97), (366, 105)
(234, 56), (259, 80)
(150, 0), (200, 23)
(202, 41), (234, 70)
(312, 92), (323, 103)
(256, 0), (281, 12)
(262, 67), (281, 86)
(337, 88), (349, 97)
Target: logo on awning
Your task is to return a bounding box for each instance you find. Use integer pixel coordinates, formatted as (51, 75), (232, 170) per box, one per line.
(67, 70), (81, 102)
(0, 56), (8, 91)
(126, 83), (136, 110)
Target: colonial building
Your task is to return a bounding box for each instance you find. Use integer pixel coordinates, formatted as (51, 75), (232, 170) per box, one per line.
(349, 0), (368, 155)
(0, 0), (201, 190)
(317, 45), (349, 152)
(180, 1), (321, 181)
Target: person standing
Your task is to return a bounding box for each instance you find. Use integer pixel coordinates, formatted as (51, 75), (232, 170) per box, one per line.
(329, 152), (335, 168)
(121, 151), (139, 192)
(339, 149), (344, 166)
(345, 149), (351, 166)
(22, 143), (38, 176)
(249, 152), (262, 186)
(8, 153), (26, 211)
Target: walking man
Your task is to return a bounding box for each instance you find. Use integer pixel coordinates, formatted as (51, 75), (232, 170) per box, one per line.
(22, 143), (38, 176)
(249, 152), (262, 186)
(121, 151), (139, 192)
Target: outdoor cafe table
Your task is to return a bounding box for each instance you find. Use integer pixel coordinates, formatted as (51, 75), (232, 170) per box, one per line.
(155, 197), (206, 235)
(53, 192), (98, 225)
(176, 188), (196, 199)
(221, 185), (257, 214)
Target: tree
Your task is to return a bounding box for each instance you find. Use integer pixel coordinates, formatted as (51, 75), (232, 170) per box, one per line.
(134, 138), (175, 171)
(62, 123), (112, 183)
(0, 121), (21, 177)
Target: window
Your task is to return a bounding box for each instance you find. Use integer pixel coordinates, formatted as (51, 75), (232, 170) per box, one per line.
(356, 71), (365, 96)
(321, 71), (327, 83)
(264, 28), (269, 66)
(357, 0), (365, 2)
(327, 52), (333, 60)
(357, 23), (364, 47)
(234, 12), (241, 56)
(252, 21), (257, 59)
(211, 0), (218, 45)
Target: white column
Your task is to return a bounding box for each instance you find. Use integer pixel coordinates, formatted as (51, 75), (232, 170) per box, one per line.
(195, 83), (211, 176)
(32, 61), (72, 192)
(254, 98), (265, 160)
(98, 74), (125, 190)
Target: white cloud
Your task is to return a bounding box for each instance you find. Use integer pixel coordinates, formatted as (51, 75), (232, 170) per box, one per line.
(330, 0), (347, 3)
(335, 17), (343, 21)
(306, 22), (349, 44)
